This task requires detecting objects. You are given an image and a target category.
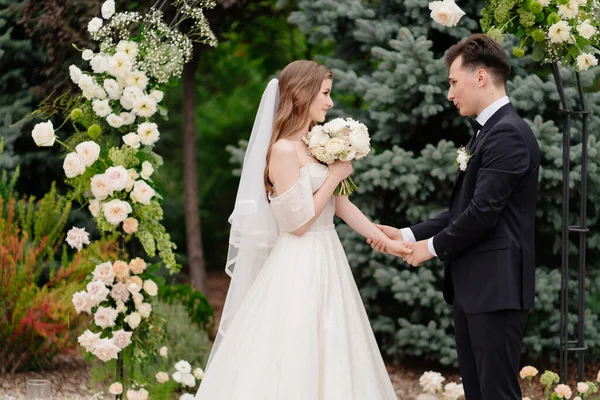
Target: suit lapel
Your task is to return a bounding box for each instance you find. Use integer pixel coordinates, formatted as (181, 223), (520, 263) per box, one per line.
(449, 103), (516, 195)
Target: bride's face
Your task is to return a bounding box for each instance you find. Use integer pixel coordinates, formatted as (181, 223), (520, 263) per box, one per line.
(308, 79), (334, 123)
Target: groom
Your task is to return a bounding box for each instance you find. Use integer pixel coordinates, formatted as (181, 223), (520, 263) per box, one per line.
(372, 34), (540, 399)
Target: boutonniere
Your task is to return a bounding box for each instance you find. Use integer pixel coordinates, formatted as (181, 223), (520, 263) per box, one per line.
(456, 146), (472, 171)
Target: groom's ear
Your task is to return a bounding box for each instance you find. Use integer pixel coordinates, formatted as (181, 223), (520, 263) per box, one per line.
(476, 68), (488, 88)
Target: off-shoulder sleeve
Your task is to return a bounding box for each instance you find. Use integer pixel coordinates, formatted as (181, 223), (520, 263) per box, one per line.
(269, 169), (315, 233)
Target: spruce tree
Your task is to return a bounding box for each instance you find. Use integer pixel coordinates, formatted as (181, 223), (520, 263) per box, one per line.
(289, 0), (600, 365)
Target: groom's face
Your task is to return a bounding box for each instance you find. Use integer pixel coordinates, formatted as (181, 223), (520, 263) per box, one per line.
(447, 56), (480, 117)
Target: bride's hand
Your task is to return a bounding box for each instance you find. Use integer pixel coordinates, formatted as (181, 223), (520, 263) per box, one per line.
(328, 161), (353, 182)
(368, 237), (412, 257)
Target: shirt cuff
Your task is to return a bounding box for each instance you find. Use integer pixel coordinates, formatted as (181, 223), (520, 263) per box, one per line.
(427, 237), (438, 257)
(400, 228), (416, 243)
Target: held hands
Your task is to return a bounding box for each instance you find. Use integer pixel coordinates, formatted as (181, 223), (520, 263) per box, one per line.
(367, 224), (434, 267)
(328, 161), (353, 183)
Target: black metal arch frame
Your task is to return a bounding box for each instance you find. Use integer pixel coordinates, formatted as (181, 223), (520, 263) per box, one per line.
(551, 62), (589, 383)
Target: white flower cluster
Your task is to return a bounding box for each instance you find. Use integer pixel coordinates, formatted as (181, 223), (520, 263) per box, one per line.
(418, 371), (464, 400)
(546, 11), (599, 71)
(154, 358), (204, 398)
(73, 257), (158, 362)
(303, 117), (371, 164)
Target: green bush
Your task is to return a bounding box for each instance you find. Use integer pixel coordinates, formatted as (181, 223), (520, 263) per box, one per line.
(158, 284), (214, 332)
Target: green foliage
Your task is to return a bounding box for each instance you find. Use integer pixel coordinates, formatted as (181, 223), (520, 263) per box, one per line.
(158, 284), (214, 332)
(289, 0), (600, 366)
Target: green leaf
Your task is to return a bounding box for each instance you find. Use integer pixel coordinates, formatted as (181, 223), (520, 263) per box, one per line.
(153, 275), (166, 286)
(532, 42), (546, 62)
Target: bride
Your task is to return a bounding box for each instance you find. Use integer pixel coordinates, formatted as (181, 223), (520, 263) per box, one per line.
(195, 60), (409, 399)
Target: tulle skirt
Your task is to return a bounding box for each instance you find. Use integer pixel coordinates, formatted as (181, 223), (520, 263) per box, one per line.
(195, 227), (397, 400)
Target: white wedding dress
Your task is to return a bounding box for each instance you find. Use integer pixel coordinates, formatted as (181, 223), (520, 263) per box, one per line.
(195, 162), (397, 400)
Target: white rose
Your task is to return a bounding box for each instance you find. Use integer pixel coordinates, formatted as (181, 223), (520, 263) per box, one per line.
(119, 112), (136, 126)
(106, 113), (124, 128)
(78, 75), (95, 91)
(309, 131), (330, 147)
(69, 65), (82, 84)
(110, 281), (130, 302)
(149, 90), (164, 102)
(102, 199), (133, 225)
(86, 280), (110, 305)
(132, 292), (144, 306)
(111, 329), (132, 349)
(66, 226), (90, 251)
(324, 137), (345, 156)
(576, 53), (598, 71)
(120, 86), (144, 110)
(428, 0), (466, 27)
(132, 96), (157, 118)
(549, 21), (572, 43)
(577, 382), (589, 393)
(108, 52), (133, 78)
(101, 0), (115, 19)
(126, 71), (148, 90)
(92, 261), (115, 285)
(140, 161), (154, 180)
(558, 0), (578, 19)
(159, 346), (168, 358)
(419, 371), (445, 394)
(87, 17), (103, 33)
(181, 373), (196, 387)
(109, 382), (123, 395)
(94, 306), (119, 329)
(443, 382), (464, 400)
(175, 360), (192, 374)
(63, 152), (86, 178)
(124, 311), (142, 329)
(82, 49), (94, 61)
(138, 303), (152, 318)
(172, 371), (182, 383)
(92, 99), (111, 118)
(72, 291), (92, 314)
(349, 131), (370, 153)
(179, 394), (195, 400)
(90, 55), (109, 74)
(131, 180), (156, 205)
(116, 41), (138, 59)
(123, 217), (139, 234)
(324, 118), (347, 133)
(122, 132), (141, 149)
(89, 199), (101, 217)
(577, 20), (596, 39)
(31, 120), (56, 147)
(126, 389), (149, 400)
(137, 122), (160, 145)
(75, 141), (101, 166)
(90, 174), (113, 200)
(193, 367), (204, 380)
(114, 300), (126, 314)
(77, 329), (101, 352)
(156, 371), (169, 383)
(105, 166), (131, 191)
(103, 79), (122, 100)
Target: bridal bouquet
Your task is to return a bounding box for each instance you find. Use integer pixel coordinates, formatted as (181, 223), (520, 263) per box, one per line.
(302, 117), (371, 196)
(480, 0), (600, 70)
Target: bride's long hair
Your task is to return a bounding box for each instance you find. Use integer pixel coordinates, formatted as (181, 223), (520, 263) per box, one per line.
(264, 60), (333, 196)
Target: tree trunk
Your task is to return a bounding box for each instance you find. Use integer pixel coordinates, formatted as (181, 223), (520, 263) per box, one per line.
(183, 58), (208, 294)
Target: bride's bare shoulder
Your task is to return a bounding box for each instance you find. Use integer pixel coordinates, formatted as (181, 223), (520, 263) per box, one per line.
(270, 139), (300, 166)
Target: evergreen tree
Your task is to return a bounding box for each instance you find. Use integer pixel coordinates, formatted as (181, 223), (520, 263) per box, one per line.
(289, 0), (600, 365)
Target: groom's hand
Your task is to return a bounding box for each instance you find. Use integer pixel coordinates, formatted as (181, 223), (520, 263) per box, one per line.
(404, 240), (433, 267)
(374, 224), (403, 241)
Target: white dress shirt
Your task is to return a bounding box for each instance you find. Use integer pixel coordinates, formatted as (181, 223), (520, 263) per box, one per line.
(401, 96), (511, 256)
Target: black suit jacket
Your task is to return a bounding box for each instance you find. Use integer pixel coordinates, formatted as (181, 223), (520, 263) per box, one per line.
(410, 103), (540, 314)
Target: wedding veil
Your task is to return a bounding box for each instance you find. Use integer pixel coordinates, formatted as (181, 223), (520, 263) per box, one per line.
(206, 78), (280, 366)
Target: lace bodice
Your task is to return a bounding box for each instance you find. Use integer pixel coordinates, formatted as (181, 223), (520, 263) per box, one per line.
(269, 163), (335, 233)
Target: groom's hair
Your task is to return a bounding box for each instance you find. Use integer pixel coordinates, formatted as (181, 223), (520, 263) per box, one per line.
(444, 34), (511, 87)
